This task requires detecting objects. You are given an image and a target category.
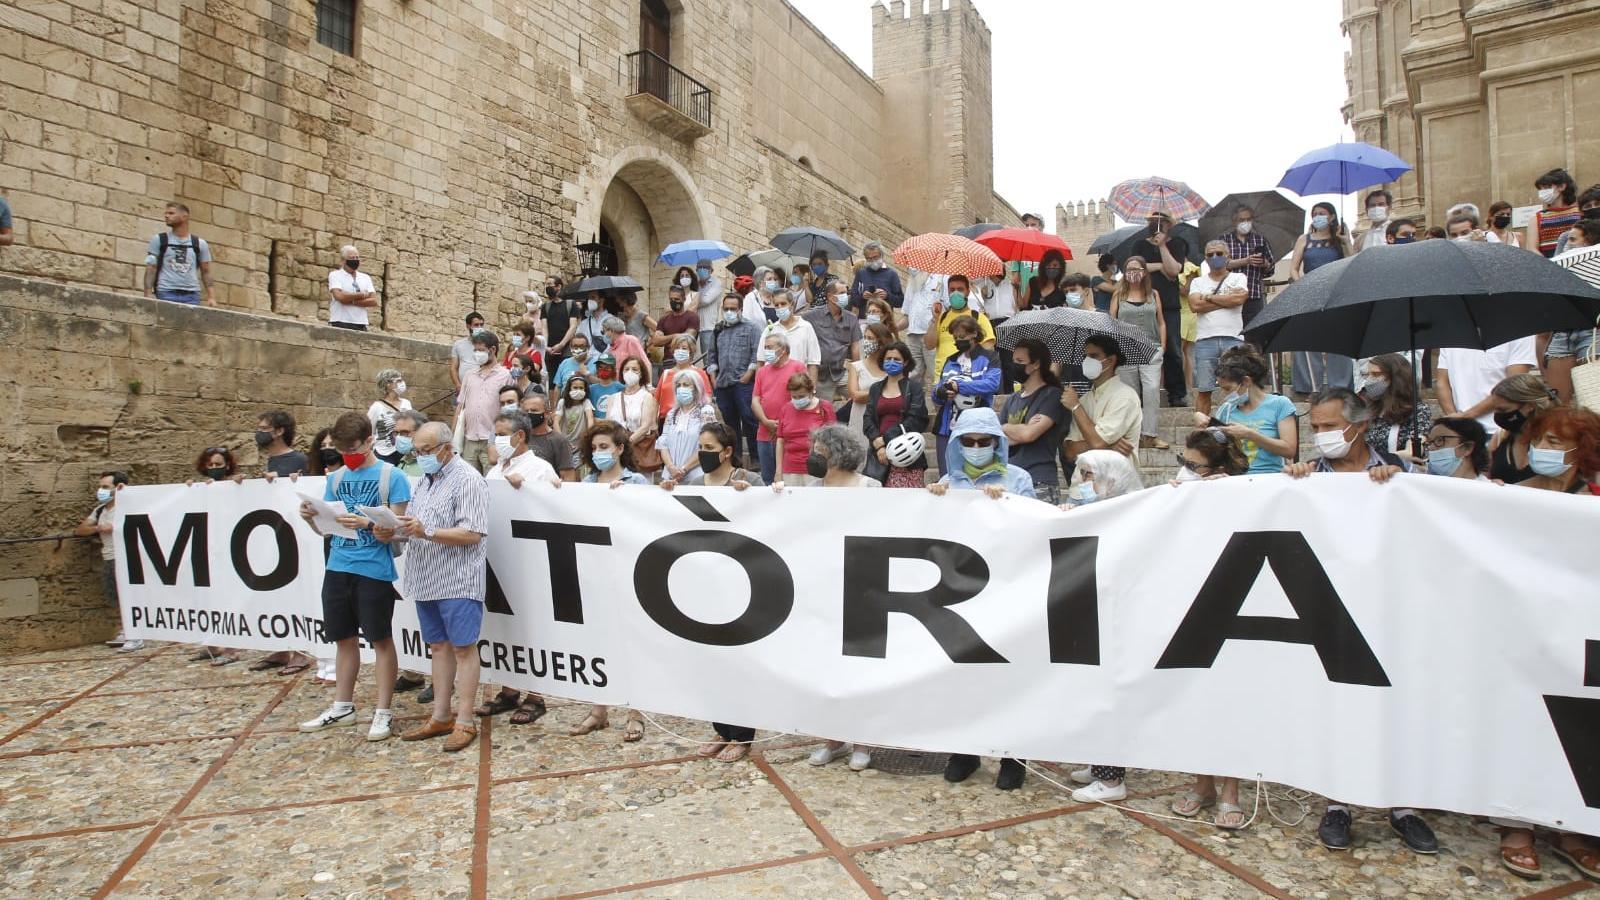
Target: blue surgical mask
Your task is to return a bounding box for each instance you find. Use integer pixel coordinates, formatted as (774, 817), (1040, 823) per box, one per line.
(865, 314), (882, 325)
(1529, 447), (1572, 477)
(883, 360), (905, 376)
(1207, 254), (1228, 270)
(759, 348), (777, 363)
(1426, 447), (1462, 476)
(1223, 390), (1247, 406)
(810, 263), (828, 276)
(1312, 215), (1331, 230)
(776, 306), (793, 322)
(592, 451), (617, 471)
(1073, 481), (1099, 504)
(96, 487), (114, 503)
(791, 396), (813, 410)
(416, 452), (443, 475)
(961, 444), (995, 466)
(722, 310), (739, 324)
(764, 280), (780, 293)
(789, 273), (802, 286)
(673, 349), (691, 364)
(395, 435), (414, 455)
(948, 291), (967, 310)
(675, 386), (695, 405)
(696, 267), (711, 279)
(1065, 292), (1083, 307)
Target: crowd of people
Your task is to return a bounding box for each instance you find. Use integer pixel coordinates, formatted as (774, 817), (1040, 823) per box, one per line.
(83, 172), (1600, 879)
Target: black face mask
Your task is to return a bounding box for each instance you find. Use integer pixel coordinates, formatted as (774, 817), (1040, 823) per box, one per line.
(670, 300), (684, 311)
(1492, 215), (1512, 229)
(205, 466), (229, 481)
(805, 452), (830, 479)
(1393, 236), (1416, 245)
(254, 429), (274, 448)
(526, 413), (546, 429)
(698, 449), (724, 473)
(1044, 266), (1063, 280)
(545, 286), (559, 298)
(319, 447), (342, 468)
(1584, 207), (1600, 221)
(954, 338), (975, 354)
(1493, 408), (1527, 433)
(345, 259), (360, 271)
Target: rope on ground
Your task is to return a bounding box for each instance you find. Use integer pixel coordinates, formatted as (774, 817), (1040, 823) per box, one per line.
(1019, 761), (1311, 831)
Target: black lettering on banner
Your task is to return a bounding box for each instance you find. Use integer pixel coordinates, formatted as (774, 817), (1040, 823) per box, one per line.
(401, 628), (425, 658)
(1047, 537), (1099, 665)
(123, 513), (211, 586)
(509, 521), (612, 623)
(485, 563), (512, 615)
(841, 537), (1006, 663)
(589, 656), (608, 688)
(1545, 695), (1600, 809)
(633, 530), (793, 646)
(230, 510), (298, 591)
(131, 607), (145, 626)
(1155, 531), (1389, 686)
(569, 654), (589, 685)
(491, 641), (509, 671)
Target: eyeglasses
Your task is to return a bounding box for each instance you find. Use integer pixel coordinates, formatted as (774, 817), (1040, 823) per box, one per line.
(412, 442), (443, 456)
(1180, 459), (1214, 474)
(1422, 436), (1461, 451)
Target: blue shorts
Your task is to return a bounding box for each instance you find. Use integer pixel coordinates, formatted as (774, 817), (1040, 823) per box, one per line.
(155, 289), (201, 304)
(415, 598), (484, 647)
(1192, 336), (1243, 391)
(1546, 328), (1595, 360)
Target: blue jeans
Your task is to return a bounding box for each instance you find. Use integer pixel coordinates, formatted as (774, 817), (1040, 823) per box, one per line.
(155, 289), (201, 304)
(757, 440), (777, 485)
(1192, 336), (1243, 392)
(714, 381), (759, 464)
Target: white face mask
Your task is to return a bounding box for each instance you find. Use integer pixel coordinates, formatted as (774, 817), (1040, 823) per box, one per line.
(679, 276), (693, 287)
(394, 380), (407, 395)
(1080, 356), (1104, 380)
(1174, 466), (1204, 483)
(1367, 206), (1389, 223)
(1236, 221), (1253, 235)
(472, 350), (490, 366)
(1315, 427), (1354, 460)
(1538, 187), (1559, 205)
(622, 369), (640, 387)
(493, 435), (514, 456)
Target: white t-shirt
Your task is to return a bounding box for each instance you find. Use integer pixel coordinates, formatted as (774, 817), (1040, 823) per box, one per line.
(1190, 271), (1250, 341)
(980, 276), (1018, 319)
(904, 271), (947, 334)
(485, 448), (556, 484)
(764, 318), (821, 366)
(1437, 337), (1538, 435)
(742, 289), (772, 326)
(367, 398), (414, 456)
(328, 268), (375, 325)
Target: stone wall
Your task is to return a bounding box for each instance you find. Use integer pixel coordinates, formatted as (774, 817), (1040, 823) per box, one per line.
(1056, 199), (1116, 276)
(0, 275), (453, 653)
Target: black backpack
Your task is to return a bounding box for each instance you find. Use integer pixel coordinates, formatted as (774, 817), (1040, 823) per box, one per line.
(153, 233), (202, 281)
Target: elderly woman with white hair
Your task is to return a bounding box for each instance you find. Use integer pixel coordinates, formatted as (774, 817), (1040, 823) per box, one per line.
(656, 370), (721, 483)
(368, 368), (413, 465)
(743, 265), (786, 325)
(1062, 449), (1145, 507)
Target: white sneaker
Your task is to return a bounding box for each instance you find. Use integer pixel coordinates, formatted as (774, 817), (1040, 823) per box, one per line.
(117, 639), (146, 652)
(1071, 779), (1127, 803)
(1069, 766), (1094, 785)
(367, 710), (393, 742)
(299, 705), (356, 732)
(808, 744), (850, 767)
(315, 660), (337, 683)
(847, 750), (872, 771)
(105, 632), (126, 647)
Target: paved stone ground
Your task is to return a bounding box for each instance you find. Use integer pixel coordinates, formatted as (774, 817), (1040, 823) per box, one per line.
(1, 644), (1593, 899)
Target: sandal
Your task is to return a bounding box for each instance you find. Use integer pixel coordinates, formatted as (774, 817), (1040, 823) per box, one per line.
(277, 662), (310, 676)
(1171, 790), (1216, 818)
(1552, 838), (1600, 881)
(622, 718), (645, 743)
(248, 658), (285, 672)
(1213, 801), (1247, 831)
(211, 655), (240, 667)
(507, 700), (547, 726)
(1498, 830), (1541, 880)
(568, 713), (608, 736)
(474, 692), (520, 718)
(696, 739), (727, 758)
(715, 743), (749, 762)
(188, 650), (216, 662)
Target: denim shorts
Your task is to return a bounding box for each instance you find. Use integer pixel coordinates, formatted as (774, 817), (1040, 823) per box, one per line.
(415, 597), (484, 647)
(154, 289), (201, 304)
(1192, 336), (1243, 391)
(1546, 328), (1596, 360)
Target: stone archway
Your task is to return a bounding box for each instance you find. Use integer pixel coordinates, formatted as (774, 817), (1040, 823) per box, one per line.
(576, 147), (719, 317)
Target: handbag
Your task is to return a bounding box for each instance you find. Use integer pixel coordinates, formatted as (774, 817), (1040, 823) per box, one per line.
(1572, 325), (1600, 413)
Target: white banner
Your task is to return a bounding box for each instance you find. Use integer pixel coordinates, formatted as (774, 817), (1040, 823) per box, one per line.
(115, 474), (1600, 832)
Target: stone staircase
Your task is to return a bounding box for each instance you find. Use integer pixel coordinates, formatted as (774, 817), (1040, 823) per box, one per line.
(1133, 404), (1317, 487)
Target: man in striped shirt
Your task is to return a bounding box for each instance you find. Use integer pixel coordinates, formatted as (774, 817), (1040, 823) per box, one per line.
(389, 421), (492, 753)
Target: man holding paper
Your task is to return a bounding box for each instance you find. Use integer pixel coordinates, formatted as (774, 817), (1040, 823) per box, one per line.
(297, 412), (413, 742)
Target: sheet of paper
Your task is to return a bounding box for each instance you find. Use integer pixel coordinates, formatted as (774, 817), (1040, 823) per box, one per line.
(1512, 205), (1541, 229)
(297, 492), (359, 538)
(357, 504), (402, 529)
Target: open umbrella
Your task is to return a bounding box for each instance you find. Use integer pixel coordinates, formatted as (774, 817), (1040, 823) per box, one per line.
(954, 222), (1004, 240)
(1088, 223), (1203, 266)
(1277, 141), (1411, 196)
(657, 240), (732, 267)
(728, 248), (808, 279)
(1244, 240), (1600, 455)
(771, 226), (854, 260)
(892, 233), (1004, 278)
(994, 307), (1159, 367)
(572, 274), (644, 294)
(1197, 191), (1306, 256)
(1557, 245), (1600, 291)
(1106, 177), (1210, 222)
(973, 227), (1072, 263)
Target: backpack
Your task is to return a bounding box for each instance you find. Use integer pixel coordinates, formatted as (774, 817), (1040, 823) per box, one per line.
(153, 232), (203, 282)
(329, 463), (404, 557)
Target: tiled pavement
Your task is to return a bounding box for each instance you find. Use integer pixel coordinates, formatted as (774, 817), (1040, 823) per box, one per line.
(1, 644), (1593, 899)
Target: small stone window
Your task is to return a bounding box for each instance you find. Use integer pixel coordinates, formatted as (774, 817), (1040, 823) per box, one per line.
(316, 0), (358, 56)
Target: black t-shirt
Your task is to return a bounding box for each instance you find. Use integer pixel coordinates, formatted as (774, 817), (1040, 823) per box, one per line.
(265, 450), (308, 477)
(1130, 236), (1189, 310)
(1000, 385), (1067, 485)
(1028, 284), (1066, 309)
(545, 298), (575, 346)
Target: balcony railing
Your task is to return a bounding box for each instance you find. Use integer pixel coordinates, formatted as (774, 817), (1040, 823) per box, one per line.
(625, 50), (712, 134)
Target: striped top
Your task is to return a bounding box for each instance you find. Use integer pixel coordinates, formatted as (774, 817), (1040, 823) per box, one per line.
(1536, 205), (1582, 258)
(401, 455), (490, 603)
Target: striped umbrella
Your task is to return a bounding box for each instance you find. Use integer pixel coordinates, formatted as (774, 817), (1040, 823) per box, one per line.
(891, 233), (1004, 277)
(972, 227), (1073, 263)
(1557, 245), (1600, 292)
(1106, 176), (1211, 222)
(994, 307), (1159, 366)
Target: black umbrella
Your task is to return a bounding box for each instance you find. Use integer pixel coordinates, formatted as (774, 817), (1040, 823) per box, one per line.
(1088, 223), (1203, 265)
(1197, 191), (1305, 258)
(994, 307), (1159, 366)
(727, 249), (808, 278)
(771, 226), (854, 260)
(1244, 239), (1600, 456)
(954, 222), (1004, 240)
(572, 274), (644, 294)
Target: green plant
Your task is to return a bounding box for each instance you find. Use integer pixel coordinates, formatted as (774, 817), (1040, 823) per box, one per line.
(127, 379), (143, 395)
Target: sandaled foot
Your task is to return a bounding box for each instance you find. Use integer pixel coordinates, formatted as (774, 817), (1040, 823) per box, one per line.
(622, 718), (645, 743)
(1498, 833), (1541, 880)
(1213, 801), (1247, 830)
(1171, 790), (1216, 818)
(1552, 838), (1600, 881)
(474, 693), (520, 718)
(248, 658), (284, 672)
(507, 700), (547, 725)
(715, 743), (749, 762)
(277, 662), (310, 676)
(696, 739), (727, 758)
(568, 713), (608, 736)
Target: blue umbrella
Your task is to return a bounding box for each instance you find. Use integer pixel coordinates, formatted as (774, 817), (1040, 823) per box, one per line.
(1277, 142), (1412, 196)
(656, 240), (732, 267)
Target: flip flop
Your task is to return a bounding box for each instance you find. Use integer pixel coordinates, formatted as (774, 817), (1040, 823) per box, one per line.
(248, 658), (285, 672)
(1213, 801), (1248, 831)
(1171, 790), (1216, 818)
(715, 743), (749, 762)
(276, 662), (311, 676)
(211, 655), (240, 667)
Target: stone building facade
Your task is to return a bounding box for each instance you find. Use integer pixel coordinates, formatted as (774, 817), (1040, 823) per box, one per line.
(1342, 0), (1600, 228)
(0, 0), (1014, 343)
(1056, 199), (1115, 276)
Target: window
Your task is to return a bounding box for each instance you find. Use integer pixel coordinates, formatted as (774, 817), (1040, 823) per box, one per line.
(316, 0), (358, 56)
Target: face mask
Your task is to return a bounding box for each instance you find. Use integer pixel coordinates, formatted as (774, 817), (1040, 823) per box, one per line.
(722, 310), (739, 324)
(1393, 235), (1416, 244)
(1492, 215), (1512, 229)
(868, 259), (885, 271)
(805, 452), (830, 479)
(1207, 254), (1228, 270)
(569, 388), (586, 401)
(591, 450), (617, 471)
(493, 435), (514, 456)
(1072, 480), (1098, 504)
(319, 447), (342, 469)
(832, 293), (849, 307)
(961, 444), (995, 467)
(865, 314), (882, 325)
(501, 403), (518, 415)
(1222, 389), (1248, 406)
(344, 259), (360, 270)
(395, 435), (414, 455)
(622, 370), (640, 387)
(1044, 266), (1063, 280)
(1066, 292), (1083, 307)
(96, 487), (114, 503)
(587, 300), (599, 313)
(1538, 188), (1559, 205)
(201, 463), (228, 480)
(416, 451), (443, 475)
(1080, 357), (1104, 380)
(1364, 377), (1388, 398)
(1311, 215), (1331, 230)
(1493, 408), (1527, 432)
(789, 273), (802, 286)
(698, 449), (723, 472)
(673, 349), (691, 364)
(883, 359), (905, 376)
(954, 338), (974, 354)
(1584, 207), (1600, 221)
(1426, 447), (1463, 477)
(394, 380), (407, 395)
(254, 429), (274, 448)
(1125, 270), (1144, 282)
(759, 348), (777, 363)
(510, 367), (524, 381)
(597, 367), (615, 380)
(1174, 466), (1204, 483)
(1236, 221), (1253, 235)
(1367, 206), (1389, 223)
(811, 263), (828, 276)
(1314, 428), (1354, 460)
(510, 335), (523, 348)
(948, 291), (967, 310)
(1529, 447), (1572, 477)
(679, 276), (693, 287)
(472, 350), (490, 366)
(862, 340), (878, 355)
(526, 413), (546, 429)
(776, 306), (793, 322)
(791, 396), (813, 410)
(341, 450), (368, 470)
(572, 347), (590, 360)
(675, 386), (695, 405)
(696, 267), (711, 280)
(764, 280), (780, 293)
(545, 286), (559, 298)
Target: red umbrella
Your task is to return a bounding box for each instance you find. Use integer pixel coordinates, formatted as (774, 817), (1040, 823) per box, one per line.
(891, 233), (1004, 277)
(973, 228), (1073, 263)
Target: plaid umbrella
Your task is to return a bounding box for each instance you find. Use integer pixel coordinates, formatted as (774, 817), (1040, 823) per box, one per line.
(973, 227), (1072, 263)
(994, 307), (1159, 366)
(1106, 176), (1211, 222)
(891, 233), (1004, 277)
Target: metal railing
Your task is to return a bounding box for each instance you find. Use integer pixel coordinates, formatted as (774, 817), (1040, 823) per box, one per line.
(0, 534), (94, 548)
(625, 50), (712, 130)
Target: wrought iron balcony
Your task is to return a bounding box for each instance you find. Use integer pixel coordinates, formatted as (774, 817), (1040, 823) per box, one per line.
(624, 50), (713, 141)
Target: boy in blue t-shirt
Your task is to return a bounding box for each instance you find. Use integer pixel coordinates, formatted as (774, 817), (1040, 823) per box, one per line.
(297, 412), (412, 740)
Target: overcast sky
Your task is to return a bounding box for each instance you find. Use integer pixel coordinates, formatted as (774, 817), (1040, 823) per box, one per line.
(788, 0), (1356, 225)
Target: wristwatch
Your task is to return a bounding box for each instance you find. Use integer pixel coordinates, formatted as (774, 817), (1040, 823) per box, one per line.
(424, 525), (437, 541)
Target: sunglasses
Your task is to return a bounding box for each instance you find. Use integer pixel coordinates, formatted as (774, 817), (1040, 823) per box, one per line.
(958, 437), (995, 448)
